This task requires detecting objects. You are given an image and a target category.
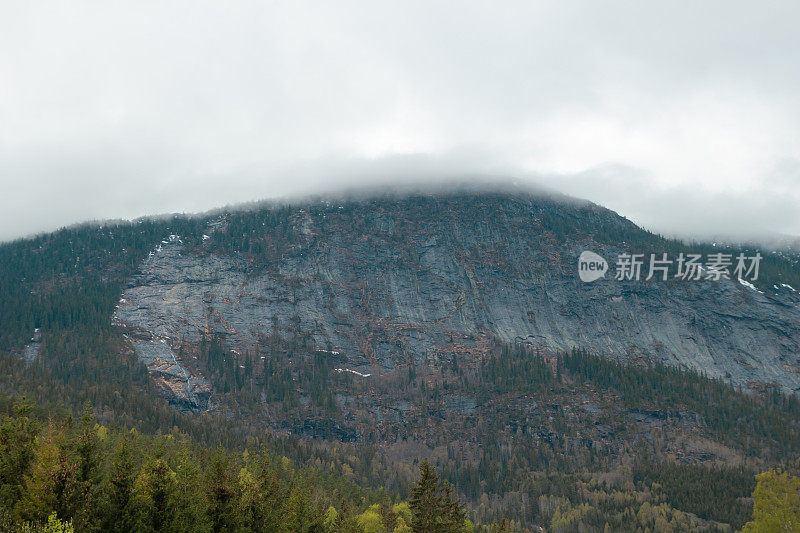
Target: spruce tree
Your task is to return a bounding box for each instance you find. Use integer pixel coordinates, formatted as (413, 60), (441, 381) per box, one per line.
(15, 421), (81, 525)
(104, 438), (137, 533)
(0, 399), (39, 510)
(409, 459), (467, 533)
(204, 451), (237, 533)
(136, 457), (176, 532)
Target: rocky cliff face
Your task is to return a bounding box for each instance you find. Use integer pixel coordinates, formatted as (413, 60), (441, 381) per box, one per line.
(111, 190), (800, 408)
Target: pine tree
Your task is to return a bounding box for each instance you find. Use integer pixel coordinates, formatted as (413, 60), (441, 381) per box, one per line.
(204, 451), (237, 533)
(76, 404), (99, 485)
(74, 404), (102, 530)
(0, 399), (39, 510)
(409, 459), (467, 533)
(284, 478), (324, 532)
(15, 421), (81, 525)
(136, 456), (176, 532)
(172, 438), (204, 531)
(104, 438), (137, 533)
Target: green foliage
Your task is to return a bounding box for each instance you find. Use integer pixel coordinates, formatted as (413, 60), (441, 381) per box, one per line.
(633, 461), (754, 528)
(561, 347), (800, 456)
(0, 400), (40, 510)
(409, 459), (468, 533)
(14, 419), (83, 525)
(43, 512), (74, 533)
(0, 398), (398, 532)
(741, 469), (800, 532)
(0, 217), (204, 351)
(474, 345), (555, 398)
(104, 438), (137, 532)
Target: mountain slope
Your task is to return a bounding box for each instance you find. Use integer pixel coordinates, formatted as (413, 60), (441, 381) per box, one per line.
(109, 188), (800, 409)
(3, 185), (800, 529)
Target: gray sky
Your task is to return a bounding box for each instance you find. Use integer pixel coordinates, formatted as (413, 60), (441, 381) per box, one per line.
(1, 1), (799, 243)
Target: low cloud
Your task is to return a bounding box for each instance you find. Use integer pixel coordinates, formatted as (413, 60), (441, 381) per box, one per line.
(1, 1), (798, 242)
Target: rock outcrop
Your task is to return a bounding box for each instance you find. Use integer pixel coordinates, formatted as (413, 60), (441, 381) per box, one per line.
(111, 191), (800, 407)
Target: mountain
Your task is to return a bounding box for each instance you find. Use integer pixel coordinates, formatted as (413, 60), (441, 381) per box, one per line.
(2, 184), (800, 530)
(108, 187), (800, 410)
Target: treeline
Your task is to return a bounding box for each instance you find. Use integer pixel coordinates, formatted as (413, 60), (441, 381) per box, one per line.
(0, 216), (245, 446)
(198, 334), (341, 421)
(471, 343), (800, 459)
(0, 399), (479, 533)
(633, 461), (755, 528)
(560, 347), (800, 456)
(0, 399), (373, 532)
(207, 206), (299, 265)
(200, 192), (800, 290)
(473, 344), (555, 398)
(539, 201), (800, 291)
(0, 216), (205, 350)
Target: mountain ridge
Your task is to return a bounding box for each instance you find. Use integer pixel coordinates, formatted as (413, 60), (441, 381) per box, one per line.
(103, 188), (800, 411)
(3, 185), (800, 528)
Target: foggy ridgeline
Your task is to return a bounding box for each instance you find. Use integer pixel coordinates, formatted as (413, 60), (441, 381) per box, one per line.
(1, 185), (800, 531)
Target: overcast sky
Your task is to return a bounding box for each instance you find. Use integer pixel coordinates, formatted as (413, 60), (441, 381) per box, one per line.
(1, 1), (799, 243)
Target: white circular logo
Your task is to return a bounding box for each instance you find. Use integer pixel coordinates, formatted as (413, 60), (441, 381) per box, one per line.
(578, 251), (608, 282)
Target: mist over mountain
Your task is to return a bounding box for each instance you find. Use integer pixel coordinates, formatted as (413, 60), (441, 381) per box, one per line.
(2, 184), (799, 529)
(4, 1), (800, 529)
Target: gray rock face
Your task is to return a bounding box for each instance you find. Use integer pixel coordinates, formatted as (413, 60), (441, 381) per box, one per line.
(124, 334), (213, 411)
(112, 193), (800, 399)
